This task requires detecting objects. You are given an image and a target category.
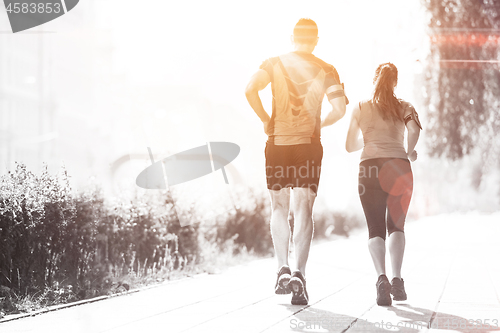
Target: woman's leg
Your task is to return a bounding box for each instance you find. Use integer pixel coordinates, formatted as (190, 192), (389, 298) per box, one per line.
(368, 236), (387, 276)
(359, 159), (390, 277)
(384, 159), (413, 279)
(388, 231), (405, 278)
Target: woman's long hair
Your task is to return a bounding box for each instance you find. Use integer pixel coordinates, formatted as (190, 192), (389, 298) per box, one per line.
(372, 63), (402, 121)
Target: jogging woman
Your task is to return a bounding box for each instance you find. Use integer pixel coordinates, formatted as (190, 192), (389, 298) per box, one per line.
(345, 63), (421, 306)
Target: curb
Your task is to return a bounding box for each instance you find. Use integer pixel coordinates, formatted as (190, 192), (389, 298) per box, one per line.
(0, 272), (209, 324)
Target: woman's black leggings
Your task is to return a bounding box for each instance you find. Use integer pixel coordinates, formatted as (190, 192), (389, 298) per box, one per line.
(358, 158), (413, 240)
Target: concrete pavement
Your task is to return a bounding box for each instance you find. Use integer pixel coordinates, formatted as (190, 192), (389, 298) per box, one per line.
(1, 212), (499, 332)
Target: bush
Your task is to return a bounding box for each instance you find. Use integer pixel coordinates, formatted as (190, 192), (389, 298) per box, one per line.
(0, 163), (197, 300)
(313, 210), (364, 239)
(213, 189), (273, 256)
(0, 162), (74, 294)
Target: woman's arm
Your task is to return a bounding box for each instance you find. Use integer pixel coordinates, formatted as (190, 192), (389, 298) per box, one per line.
(404, 104), (421, 162)
(345, 105), (363, 153)
(406, 121), (420, 161)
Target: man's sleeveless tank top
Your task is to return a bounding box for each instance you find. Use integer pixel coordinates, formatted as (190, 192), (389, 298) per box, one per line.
(259, 52), (342, 145)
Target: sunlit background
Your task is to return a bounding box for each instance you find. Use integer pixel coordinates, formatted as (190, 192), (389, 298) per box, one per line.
(1, 0), (498, 220)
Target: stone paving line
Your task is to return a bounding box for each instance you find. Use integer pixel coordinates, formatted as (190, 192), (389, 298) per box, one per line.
(1, 212), (499, 333)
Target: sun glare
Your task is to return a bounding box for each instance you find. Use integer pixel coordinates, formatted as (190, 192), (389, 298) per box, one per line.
(103, 0), (427, 211)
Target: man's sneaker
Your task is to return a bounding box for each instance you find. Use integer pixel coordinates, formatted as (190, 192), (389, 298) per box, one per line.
(376, 274), (392, 306)
(391, 277), (407, 301)
(289, 271), (308, 305)
(275, 265), (291, 294)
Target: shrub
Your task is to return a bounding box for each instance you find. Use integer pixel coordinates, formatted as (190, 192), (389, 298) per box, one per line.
(213, 189), (273, 256)
(0, 163), (198, 299)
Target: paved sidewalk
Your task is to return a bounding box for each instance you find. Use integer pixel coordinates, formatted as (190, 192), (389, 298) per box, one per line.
(2, 213), (499, 333)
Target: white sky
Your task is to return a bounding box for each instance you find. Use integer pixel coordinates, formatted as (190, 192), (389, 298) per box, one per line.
(0, 0), (429, 214)
(95, 0), (429, 213)
(103, 0), (426, 98)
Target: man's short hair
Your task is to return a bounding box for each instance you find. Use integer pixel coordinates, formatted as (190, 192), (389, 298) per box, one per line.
(293, 18), (318, 45)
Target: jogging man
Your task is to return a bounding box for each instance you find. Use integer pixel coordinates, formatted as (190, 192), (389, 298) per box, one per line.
(245, 18), (347, 305)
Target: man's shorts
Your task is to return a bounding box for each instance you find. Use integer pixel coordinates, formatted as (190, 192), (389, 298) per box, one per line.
(265, 142), (323, 194)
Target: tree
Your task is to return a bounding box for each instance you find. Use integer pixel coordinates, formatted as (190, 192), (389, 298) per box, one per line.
(422, 0), (500, 161)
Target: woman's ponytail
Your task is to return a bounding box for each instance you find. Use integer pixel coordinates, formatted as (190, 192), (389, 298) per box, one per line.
(372, 63), (402, 120)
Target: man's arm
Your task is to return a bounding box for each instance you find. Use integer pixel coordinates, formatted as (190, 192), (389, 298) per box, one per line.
(321, 84), (347, 128)
(245, 69), (271, 132)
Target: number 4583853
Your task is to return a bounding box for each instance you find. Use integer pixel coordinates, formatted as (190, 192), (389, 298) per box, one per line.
(6, 2), (62, 14)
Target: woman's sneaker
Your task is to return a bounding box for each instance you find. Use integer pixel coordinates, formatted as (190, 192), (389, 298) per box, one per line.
(289, 271), (308, 305)
(376, 274), (392, 306)
(391, 277), (407, 301)
(275, 265), (291, 294)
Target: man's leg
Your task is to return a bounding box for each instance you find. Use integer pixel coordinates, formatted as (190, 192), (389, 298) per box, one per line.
(291, 187), (316, 275)
(269, 188), (291, 269)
